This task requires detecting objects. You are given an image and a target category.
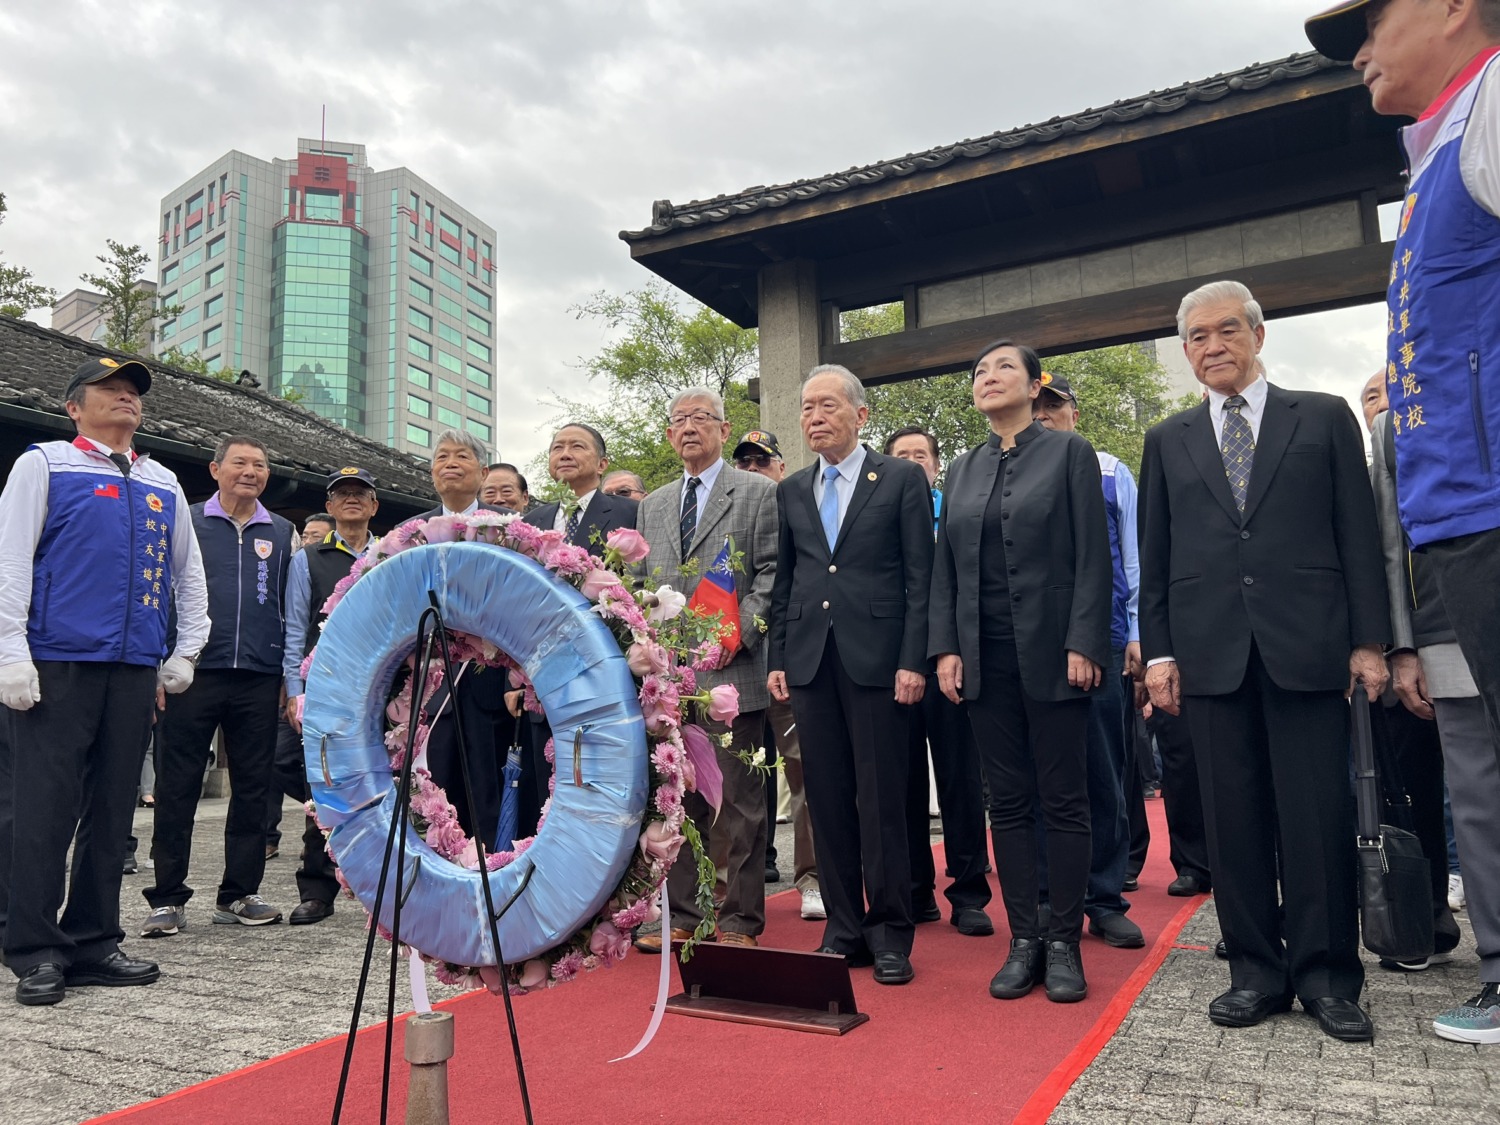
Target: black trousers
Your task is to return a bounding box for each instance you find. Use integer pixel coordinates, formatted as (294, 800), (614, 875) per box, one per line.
(1126, 711), (1151, 879)
(424, 667), (507, 850)
(1427, 527), (1500, 774)
(790, 633), (915, 957)
(966, 635), (1091, 943)
(1188, 644), (1361, 1001)
(1151, 705), (1211, 883)
(145, 669), (280, 910)
(906, 673), (990, 912)
(5, 661), (156, 975)
(270, 713), (340, 906)
(515, 714), (551, 841)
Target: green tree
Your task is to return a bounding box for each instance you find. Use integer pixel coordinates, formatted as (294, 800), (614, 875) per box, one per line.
(81, 239), (175, 355)
(541, 283), (761, 496)
(0, 193), (57, 318)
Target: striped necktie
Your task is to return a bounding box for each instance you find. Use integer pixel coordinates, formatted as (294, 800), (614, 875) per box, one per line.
(680, 476), (701, 560)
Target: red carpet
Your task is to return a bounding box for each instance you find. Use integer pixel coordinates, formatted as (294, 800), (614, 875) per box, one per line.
(93, 801), (1198, 1125)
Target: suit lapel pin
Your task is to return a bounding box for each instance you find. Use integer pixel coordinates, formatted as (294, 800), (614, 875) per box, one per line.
(867, 472), (878, 481)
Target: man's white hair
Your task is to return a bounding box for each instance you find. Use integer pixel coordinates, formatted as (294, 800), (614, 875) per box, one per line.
(1176, 280), (1264, 339)
(802, 363), (866, 408)
(667, 387), (726, 419)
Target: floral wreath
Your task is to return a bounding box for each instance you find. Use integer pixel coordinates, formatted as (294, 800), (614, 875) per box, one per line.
(301, 510), (737, 994)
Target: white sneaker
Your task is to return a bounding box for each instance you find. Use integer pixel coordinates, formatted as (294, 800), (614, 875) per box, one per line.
(800, 888), (826, 921)
(212, 894), (284, 926)
(1450, 874), (1467, 913)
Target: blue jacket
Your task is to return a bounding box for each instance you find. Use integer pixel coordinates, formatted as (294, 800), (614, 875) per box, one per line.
(190, 495), (294, 674)
(1389, 53), (1500, 547)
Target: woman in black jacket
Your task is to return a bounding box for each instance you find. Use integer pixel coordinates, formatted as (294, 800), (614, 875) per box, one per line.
(930, 340), (1112, 1003)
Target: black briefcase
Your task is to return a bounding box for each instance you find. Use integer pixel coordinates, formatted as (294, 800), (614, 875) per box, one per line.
(1352, 691), (1434, 963)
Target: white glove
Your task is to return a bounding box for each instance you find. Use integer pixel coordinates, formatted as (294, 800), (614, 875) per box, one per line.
(158, 655), (196, 695)
(0, 661), (40, 711)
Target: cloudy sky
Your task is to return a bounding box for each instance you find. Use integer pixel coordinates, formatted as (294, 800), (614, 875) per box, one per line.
(1, 0), (1390, 463)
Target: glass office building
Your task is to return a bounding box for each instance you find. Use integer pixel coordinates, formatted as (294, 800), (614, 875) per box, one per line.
(155, 139), (498, 457)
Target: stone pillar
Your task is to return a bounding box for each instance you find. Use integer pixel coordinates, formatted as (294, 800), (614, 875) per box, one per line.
(757, 259), (820, 474)
(404, 1011), (454, 1125)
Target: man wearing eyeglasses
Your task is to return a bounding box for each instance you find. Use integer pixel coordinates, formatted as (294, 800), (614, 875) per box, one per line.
(601, 471), (647, 502)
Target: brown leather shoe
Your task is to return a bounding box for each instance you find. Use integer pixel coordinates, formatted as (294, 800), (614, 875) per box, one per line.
(719, 932), (758, 948)
(633, 927), (694, 954)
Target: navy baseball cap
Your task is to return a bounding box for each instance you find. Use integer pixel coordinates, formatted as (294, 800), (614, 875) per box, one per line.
(66, 356), (151, 398)
(326, 466), (377, 492)
(733, 430), (783, 459)
(1038, 373), (1075, 403)
(1304, 0), (1374, 63)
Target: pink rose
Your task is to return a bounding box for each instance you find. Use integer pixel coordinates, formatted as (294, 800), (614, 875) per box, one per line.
(642, 697), (679, 736)
(533, 529), (566, 565)
(626, 640), (670, 678)
(589, 921), (631, 963)
(606, 527), (651, 564)
(518, 959), (549, 989)
(639, 820), (684, 864)
(422, 515), (466, 543)
(707, 684), (740, 724)
(581, 568), (620, 602)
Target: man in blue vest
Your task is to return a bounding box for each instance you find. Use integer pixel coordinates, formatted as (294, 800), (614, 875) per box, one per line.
(1308, 0), (1500, 1044)
(141, 436), (295, 938)
(1034, 375), (1145, 950)
(0, 357), (209, 1005)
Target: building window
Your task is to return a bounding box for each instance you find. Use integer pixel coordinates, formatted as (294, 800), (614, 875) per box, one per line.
(465, 338), (491, 363)
(470, 419), (491, 442)
(408, 278), (432, 304)
(203, 294), (224, 319)
(180, 277), (203, 302)
(437, 406), (461, 428)
(207, 235), (225, 259)
(466, 391), (490, 414)
(406, 423), (431, 447)
(438, 241), (461, 266)
(407, 394), (431, 418)
(203, 324), (224, 348)
(407, 363), (431, 389)
(179, 307), (201, 331)
(408, 249), (433, 277)
(185, 219), (203, 245)
(408, 307), (433, 333)
(409, 192), (419, 212)
(304, 188), (341, 222)
(439, 266), (462, 292)
(438, 293), (462, 319)
(408, 336), (432, 361)
(466, 364), (490, 388)
(181, 248), (204, 273)
(466, 311), (491, 337)
(159, 321), (177, 341)
(162, 262), (180, 286)
(437, 322), (462, 347)
(437, 377), (462, 401)
(206, 265), (224, 288)
(438, 213), (461, 241)
(437, 351), (462, 374)
(467, 284), (490, 310)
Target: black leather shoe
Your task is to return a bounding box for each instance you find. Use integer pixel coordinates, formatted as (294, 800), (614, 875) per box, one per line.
(1087, 912), (1145, 949)
(952, 907), (994, 936)
(16, 963), (66, 1006)
(1214, 939), (1229, 960)
(1303, 996), (1374, 1042)
(872, 951), (914, 985)
(1207, 987), (1294, 1027)
(816, 945), (873, 968)
(289, 899), (335, 925)
(989, 938), (1045, 999)
(1122, 874), (1139, 892)
(64, 952), (160, 988)
(764, 861), (781, 883)
(912, 896), (941, 924)
(1167, 874), (1210, 896)
(1044, 941), (1088, 1003)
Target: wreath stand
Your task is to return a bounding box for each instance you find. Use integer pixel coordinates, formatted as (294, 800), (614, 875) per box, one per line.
(328, 593), (535, 1125)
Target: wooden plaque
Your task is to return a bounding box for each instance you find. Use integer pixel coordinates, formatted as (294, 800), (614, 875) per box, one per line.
(664, 942), (869, 1035)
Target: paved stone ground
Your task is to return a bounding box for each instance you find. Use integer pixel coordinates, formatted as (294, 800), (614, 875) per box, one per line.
(3, 802), (1498, 1123)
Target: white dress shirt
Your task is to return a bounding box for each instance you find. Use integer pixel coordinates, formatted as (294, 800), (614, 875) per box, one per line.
(679, 457), (726, 518)
(1205, 372), (1268, 445)
(442, 498), (480, 517)
(552, 489), (598, 533)
(813, 444), (868, 533)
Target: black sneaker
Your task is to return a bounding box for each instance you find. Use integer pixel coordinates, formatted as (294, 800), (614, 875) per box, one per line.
(989, 938), (1045, 1000)
(1044, 941), (1088, 1003)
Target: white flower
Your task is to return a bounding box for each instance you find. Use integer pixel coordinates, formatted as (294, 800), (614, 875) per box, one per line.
(749, 746), (767, 767)
(648, 585), (688, 623)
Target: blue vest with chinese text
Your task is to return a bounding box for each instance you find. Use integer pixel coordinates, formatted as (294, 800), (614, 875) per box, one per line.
(1098, 452), (1129, 652)
(27, 440), (180, 666)
(1389, 54), (1500, 547)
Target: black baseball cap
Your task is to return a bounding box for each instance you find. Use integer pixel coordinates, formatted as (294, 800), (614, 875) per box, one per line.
(1304, 0), (1374, 63)
(326, 466), (377, 492)
(1038, 373), (1075, 403)
(66, 356), (151, 398)
(733, 430), (783, 459)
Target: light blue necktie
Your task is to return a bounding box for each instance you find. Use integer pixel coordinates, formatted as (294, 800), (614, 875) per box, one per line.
(820, 464), (841, 552)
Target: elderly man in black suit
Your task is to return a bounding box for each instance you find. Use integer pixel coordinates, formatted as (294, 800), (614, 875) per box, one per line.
(768, 364), (934, 986)
(1139, 279), (1391, 1042)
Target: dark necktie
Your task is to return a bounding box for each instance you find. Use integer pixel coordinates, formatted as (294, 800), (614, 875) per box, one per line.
(1220, 395), (1254, 512)
(109, 452), (132, 478)
(680, 476), (701, 560)
(564, 500), (581, 542)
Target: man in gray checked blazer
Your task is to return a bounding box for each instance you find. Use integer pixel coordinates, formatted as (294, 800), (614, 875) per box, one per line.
(632, 387), (779, 952)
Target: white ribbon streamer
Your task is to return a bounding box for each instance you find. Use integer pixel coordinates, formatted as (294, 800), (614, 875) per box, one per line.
(609, 881), (672, 1062)
(409, 948), (432, 1014)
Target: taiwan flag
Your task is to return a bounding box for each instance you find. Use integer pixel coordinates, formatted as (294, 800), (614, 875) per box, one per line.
(689, 536), (740, 658)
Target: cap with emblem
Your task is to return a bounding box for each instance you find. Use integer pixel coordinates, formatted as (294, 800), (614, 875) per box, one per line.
(732, 430), (783, 460)
(326, 466), (377, 492)
(66, 356), (152, 398)
(1038, 372), (1075, 403)
(1304, 0), (1375, 63)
